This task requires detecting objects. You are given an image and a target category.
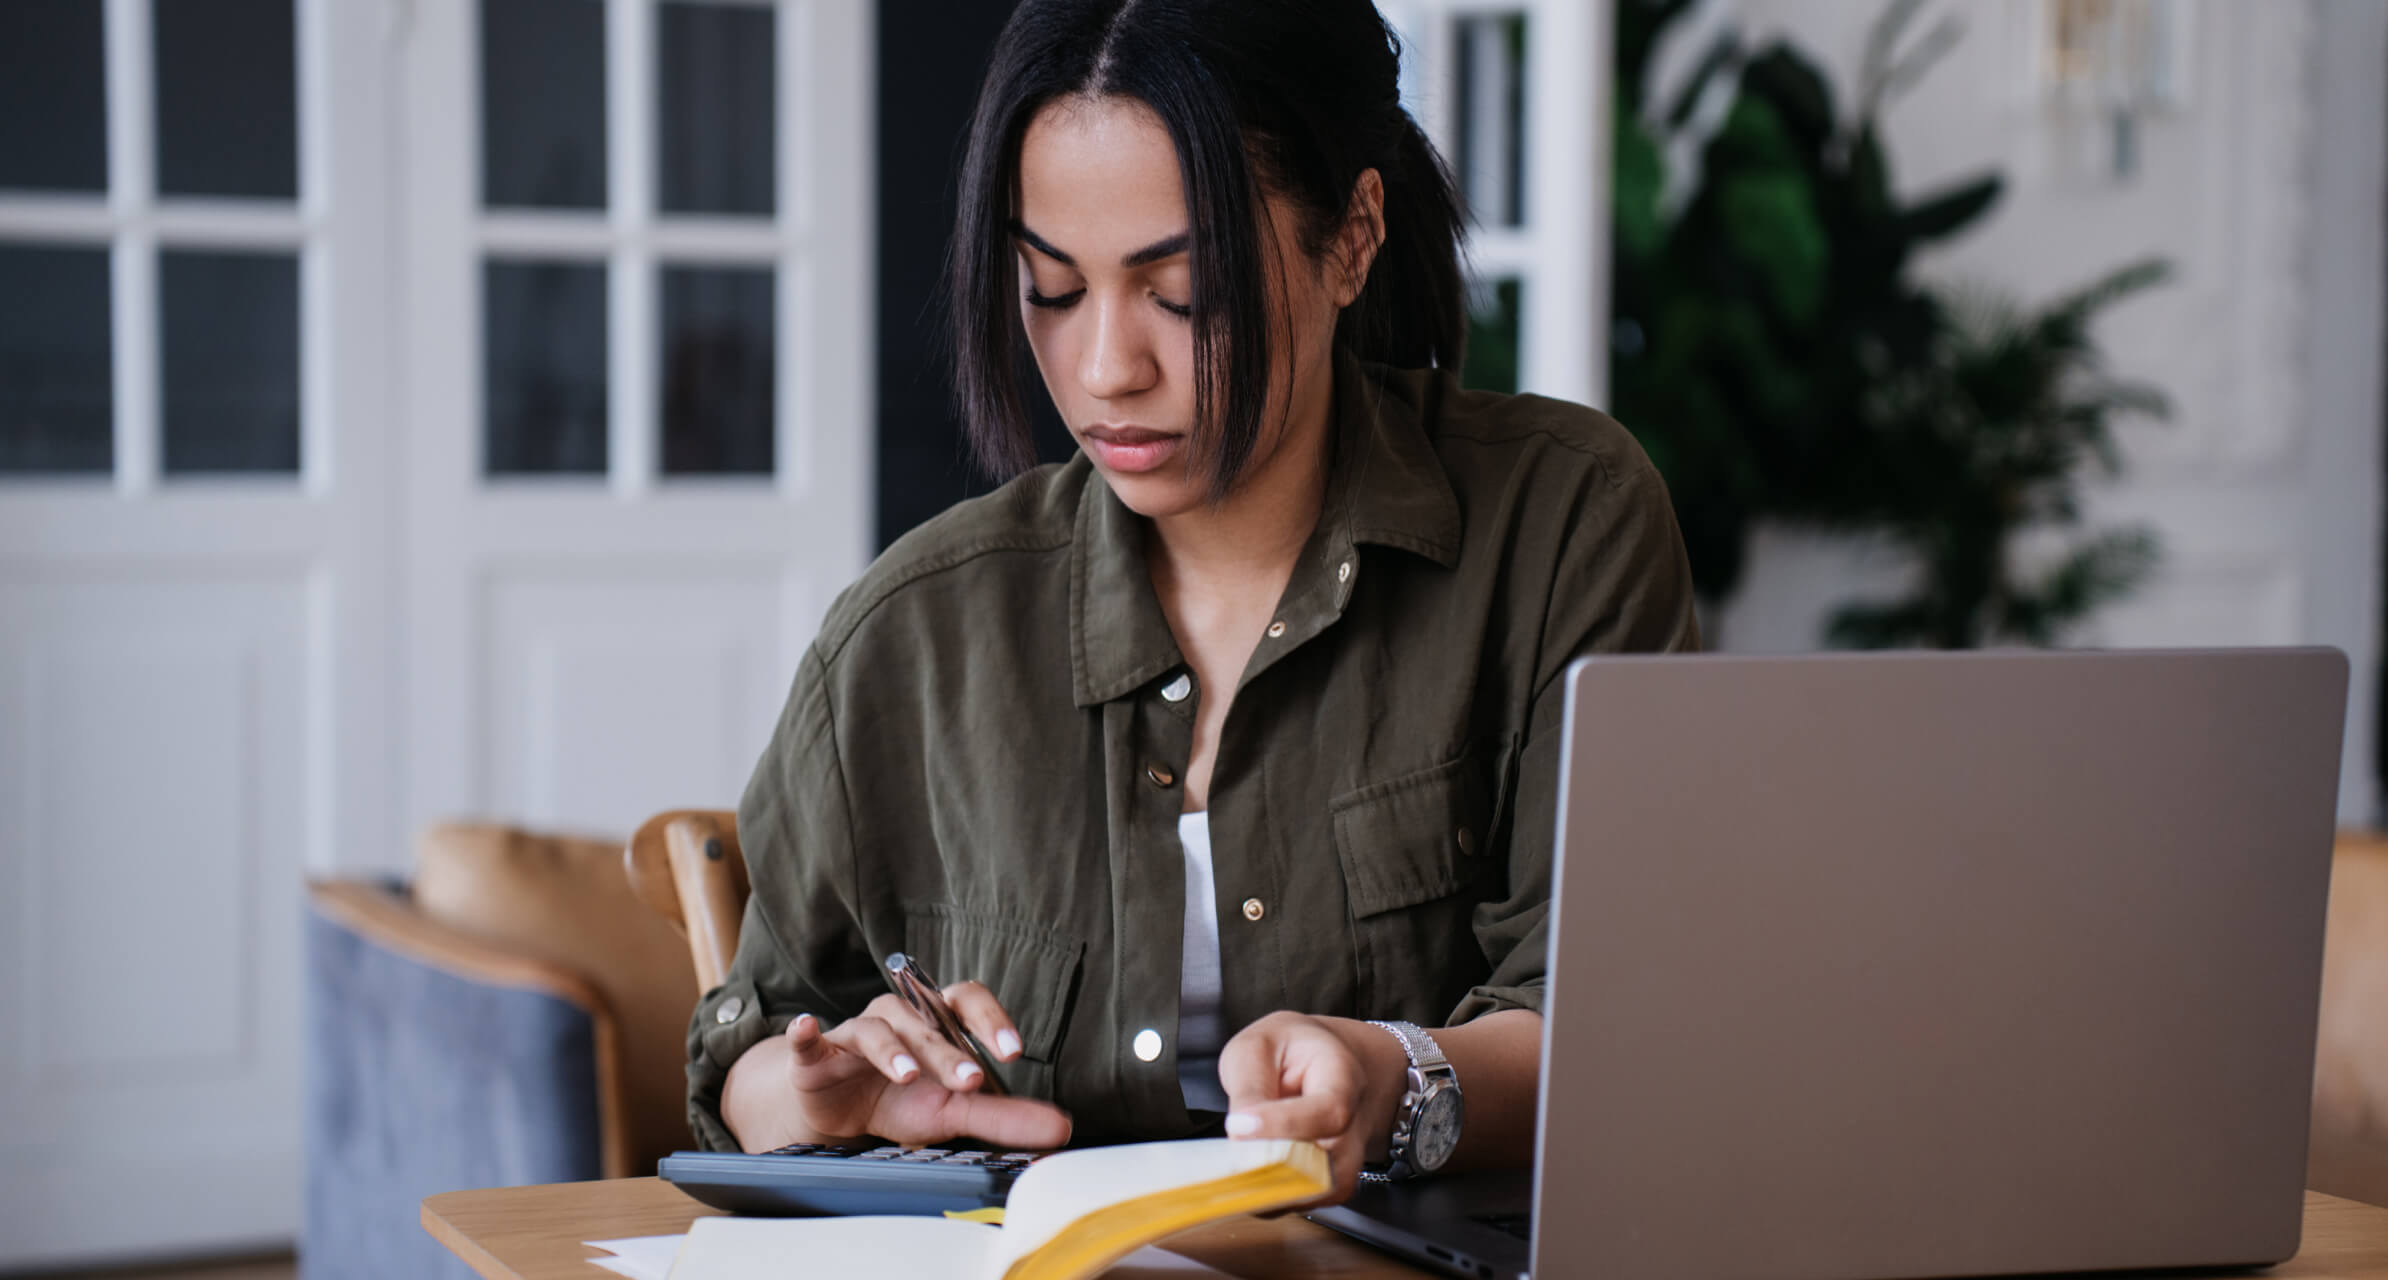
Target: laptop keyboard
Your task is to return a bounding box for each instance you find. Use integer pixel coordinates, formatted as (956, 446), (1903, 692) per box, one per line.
(1472, 1212), (1532, 1241)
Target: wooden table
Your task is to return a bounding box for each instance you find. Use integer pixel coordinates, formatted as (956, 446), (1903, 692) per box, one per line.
(424, 1178), (2388, 1279)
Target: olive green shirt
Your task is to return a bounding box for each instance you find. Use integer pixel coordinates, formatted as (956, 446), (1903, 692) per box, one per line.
(686, 353), (1700, 1149)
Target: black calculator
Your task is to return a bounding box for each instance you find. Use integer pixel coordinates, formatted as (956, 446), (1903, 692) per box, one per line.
(659, 1143), (1050, 1217)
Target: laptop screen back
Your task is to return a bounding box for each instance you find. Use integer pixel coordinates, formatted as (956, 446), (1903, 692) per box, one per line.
(1536, 650), (2347, 1280)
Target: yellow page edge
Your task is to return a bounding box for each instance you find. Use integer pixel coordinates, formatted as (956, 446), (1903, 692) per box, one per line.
(1001, 1141), (1332, 1280)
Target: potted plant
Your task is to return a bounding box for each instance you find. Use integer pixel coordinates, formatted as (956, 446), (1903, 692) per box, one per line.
(1606, 0), (2169, 646)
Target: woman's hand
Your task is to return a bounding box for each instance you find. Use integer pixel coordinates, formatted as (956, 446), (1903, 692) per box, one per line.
(1216, 1011), (1411, 1207)
(723, 982), (1072, 1153)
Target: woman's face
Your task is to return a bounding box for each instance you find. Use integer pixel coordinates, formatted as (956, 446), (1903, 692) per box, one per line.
(1013, 95), (1357, 520)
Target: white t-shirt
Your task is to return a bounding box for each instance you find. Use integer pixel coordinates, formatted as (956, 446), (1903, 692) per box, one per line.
(1176, 810), (1229, 1111)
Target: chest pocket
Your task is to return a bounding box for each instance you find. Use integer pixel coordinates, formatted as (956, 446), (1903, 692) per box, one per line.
(902, 904), (1084, 1100)
(1330, 740), (1510, 1019)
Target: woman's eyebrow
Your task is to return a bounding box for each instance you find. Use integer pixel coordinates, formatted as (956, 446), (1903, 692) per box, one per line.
(1010, 220), (1190, 269)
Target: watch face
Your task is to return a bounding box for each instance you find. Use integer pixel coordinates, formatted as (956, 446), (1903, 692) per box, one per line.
(1413, 1086), (1464, 1171)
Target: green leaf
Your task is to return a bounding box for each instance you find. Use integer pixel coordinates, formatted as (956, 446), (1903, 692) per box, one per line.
(1662, 33), (1743, 129)
(1740, 45), (1835, 156)
(2014, 528), (2163, 637)
(1719, 173), (1828, 323)
(1899, 175), (2002, 243)
(1613, 110), (1667, 262)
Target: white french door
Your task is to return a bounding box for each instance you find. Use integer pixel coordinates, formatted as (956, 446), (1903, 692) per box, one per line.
(0, 0), (869, 1265)
(396, 0), (871, 844)
(0, 0), (396, 1264)
(1379, 0), (1612, 405)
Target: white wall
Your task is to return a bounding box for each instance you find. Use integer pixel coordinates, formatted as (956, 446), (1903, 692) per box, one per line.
(1660, 0), (2383, 824)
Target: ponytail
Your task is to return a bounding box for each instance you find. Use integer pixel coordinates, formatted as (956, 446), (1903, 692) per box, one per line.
(1339, 115), (1469, 372)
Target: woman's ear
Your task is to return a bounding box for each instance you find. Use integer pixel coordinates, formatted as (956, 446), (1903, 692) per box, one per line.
(1333, 168), (1388, 308)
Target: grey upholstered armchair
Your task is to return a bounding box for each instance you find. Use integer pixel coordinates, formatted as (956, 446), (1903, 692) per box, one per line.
(301, 824), (698, 1279)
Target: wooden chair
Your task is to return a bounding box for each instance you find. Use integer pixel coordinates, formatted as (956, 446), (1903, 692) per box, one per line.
(625, 809), (750, 993)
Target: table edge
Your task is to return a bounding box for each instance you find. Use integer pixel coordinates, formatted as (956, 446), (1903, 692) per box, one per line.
(422, 1189), (530, 1280)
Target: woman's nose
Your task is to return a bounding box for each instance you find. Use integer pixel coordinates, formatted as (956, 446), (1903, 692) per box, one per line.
(1078, 298), (1159, 402)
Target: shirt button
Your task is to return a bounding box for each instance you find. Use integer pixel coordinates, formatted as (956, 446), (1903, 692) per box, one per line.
(1133, 1028), (1163, 1062)
(715, 997), (745, 1024)
(1337, 559), (1352, 584)
(1266, 620), (1287, 638)
(1455, 827), (1476, 856)
(1160, 672), (1193, 703)
(1241, 897), (1265, 922)
(1146, 762), (1176, 788)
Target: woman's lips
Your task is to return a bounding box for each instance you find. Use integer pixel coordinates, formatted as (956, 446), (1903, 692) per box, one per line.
(1082, 425), (1183, 475)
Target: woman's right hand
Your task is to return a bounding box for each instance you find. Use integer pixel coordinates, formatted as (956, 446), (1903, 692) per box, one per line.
(723, 982), (1072, 1152)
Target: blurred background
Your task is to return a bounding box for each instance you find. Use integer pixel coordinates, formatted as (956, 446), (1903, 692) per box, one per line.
(0, 0), (2379, 1272)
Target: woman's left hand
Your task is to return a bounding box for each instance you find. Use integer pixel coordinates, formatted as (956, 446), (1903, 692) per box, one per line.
(1216, 1011), (1411, 1207)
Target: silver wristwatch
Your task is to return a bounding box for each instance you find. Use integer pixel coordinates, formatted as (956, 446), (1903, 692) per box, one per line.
(1363, 1020), (1463, 1182)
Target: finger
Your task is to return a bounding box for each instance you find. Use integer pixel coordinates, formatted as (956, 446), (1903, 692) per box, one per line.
(897, 1018), (993, 1092)
(785, 1012), (832, 1067)
(942, 980), (1025, 1062)
(1224, 1090), (1356, 1143)
(784, 1013), (874, 1089)
(940, 1091), (1073, 1151)
(1223, 1029), (1365, 1138)
(1255, 1135), (1364, 1216)
(1321, 1139), (1365, 1208)
(1216, 1020), (1292, 1106)
(864, 991), (929, 1032)
(829, 1014), (926, 1085)
(856, 1006), (989, 1092)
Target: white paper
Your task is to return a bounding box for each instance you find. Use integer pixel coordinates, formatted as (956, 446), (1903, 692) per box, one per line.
(585, 1233), (690, 1280)
(640, 1219), (1232, 1279)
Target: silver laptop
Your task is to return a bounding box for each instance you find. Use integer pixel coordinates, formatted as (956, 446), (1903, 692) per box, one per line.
(1313, 649), (2348, 1279)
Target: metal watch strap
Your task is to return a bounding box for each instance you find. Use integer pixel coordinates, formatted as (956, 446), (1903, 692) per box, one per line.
(1363, 1019), (1457, 1183)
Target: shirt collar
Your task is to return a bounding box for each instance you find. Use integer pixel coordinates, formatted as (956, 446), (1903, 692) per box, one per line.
(1069, 350), (1463, 708)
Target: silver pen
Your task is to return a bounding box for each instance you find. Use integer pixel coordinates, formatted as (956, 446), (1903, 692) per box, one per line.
(883, 951), (1010, 1096)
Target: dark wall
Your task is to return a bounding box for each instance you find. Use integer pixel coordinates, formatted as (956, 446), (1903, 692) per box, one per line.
(876, 0), (1073, 550)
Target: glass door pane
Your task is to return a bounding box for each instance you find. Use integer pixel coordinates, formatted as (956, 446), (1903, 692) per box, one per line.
(161, 250), (301, 474)
(657, 1), (776, 216)
(484, 260), (610, 474)
(660, 265), (774, 474)
(154, 0), (298, 199)
(482, 0), (608, 209)
(0, 0), (107, 193)
(0, 246), (112, 473)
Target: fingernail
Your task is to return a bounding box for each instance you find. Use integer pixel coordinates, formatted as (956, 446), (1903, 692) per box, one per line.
(1225, 1112), (1261, 1137)
(996, 1029), (1022, 1059)
(892, 1054), (919, 1081)
(955, 1061), (982, 1085)
(793, 1013), (816, 1034)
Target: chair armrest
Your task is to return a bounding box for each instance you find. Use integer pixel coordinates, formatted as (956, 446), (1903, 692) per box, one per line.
(304, 879), (634, 1180)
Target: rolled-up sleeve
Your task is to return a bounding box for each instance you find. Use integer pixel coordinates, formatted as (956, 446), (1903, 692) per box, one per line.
(1449, 453), (1700, 1025)
(686, 642), (882, 1151)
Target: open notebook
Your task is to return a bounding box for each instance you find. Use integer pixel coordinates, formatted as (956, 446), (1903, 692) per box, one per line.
(664, 1138), (1330, 1280)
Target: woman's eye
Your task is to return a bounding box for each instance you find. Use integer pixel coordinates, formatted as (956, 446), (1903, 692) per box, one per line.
(1153, 295), (1192, 319)
(1024, 288), (1083, 310)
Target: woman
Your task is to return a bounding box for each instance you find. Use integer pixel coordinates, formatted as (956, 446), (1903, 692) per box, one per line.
(689, 0), (1698, 1204)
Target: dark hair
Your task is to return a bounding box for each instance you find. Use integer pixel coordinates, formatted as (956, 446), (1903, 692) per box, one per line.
(946, 0), (1469, 497)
